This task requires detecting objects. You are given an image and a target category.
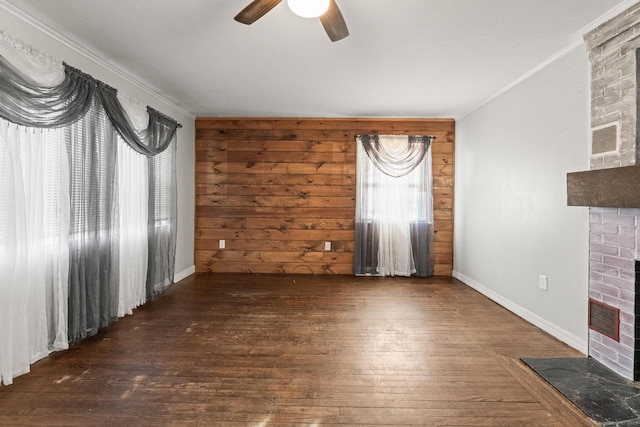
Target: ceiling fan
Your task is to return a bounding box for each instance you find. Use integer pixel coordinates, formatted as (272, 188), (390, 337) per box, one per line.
(234, 0), (349, 42)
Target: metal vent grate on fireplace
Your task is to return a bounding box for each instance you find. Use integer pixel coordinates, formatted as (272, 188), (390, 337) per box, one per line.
(588, 298), (620, 341)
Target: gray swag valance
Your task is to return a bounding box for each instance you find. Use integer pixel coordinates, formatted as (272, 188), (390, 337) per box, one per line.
(0, 56), (180, 155)
(358, 134), (434, 178)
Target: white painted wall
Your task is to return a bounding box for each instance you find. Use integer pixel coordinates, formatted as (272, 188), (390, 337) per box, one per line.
(0, 6), (195, 280)
(454, 46), (591, 353)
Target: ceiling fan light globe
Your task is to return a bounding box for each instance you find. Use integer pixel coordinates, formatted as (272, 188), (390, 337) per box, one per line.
(287, 0), (330, 18)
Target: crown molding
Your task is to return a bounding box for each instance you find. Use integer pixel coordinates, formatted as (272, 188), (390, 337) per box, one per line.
(0, 0), (195, 119)
(576, 0), (640, 36)
(456, 39), (583, 120)
(457, 0), (640, 120)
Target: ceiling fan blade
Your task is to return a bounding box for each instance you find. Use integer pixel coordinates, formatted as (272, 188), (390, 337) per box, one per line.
(319, 0), (349, 42)
(234, 0), (283, 25)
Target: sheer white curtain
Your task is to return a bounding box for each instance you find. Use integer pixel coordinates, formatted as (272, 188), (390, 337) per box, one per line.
(354, 135), (434, 277)
(0, 35), (70, 385)
(117, 96), (149, 317)
(117, 140), (149, 317)
(0, 120), (69, 385)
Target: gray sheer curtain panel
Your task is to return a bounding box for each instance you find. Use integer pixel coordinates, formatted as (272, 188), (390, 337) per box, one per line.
(146, 144), (177, 299)
(66, 99), (120, 341)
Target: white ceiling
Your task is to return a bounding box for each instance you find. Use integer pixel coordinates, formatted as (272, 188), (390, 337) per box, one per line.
(1, 0), (637, 118)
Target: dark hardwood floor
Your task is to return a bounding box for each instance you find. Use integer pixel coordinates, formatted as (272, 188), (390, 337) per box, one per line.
(0, 274), (592, 426)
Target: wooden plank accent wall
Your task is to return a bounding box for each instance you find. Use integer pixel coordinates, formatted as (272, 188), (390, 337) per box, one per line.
(195, 118), (455, 275)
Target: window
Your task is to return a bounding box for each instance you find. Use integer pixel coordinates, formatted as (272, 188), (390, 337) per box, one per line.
(354, 134), (434, 277)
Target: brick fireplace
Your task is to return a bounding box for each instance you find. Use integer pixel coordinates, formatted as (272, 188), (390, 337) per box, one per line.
(580, 2), (640, 381)
(587, 208), (640, 379)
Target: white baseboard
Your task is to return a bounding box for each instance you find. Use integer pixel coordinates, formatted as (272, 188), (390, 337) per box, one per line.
(452, 270), (588, 355)
(174, 265), (196, 283)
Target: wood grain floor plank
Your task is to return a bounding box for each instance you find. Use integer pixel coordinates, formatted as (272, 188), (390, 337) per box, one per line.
(0, 274), (592, 425)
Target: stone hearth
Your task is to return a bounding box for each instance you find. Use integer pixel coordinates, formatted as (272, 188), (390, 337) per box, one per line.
(524, 357), (640, 425)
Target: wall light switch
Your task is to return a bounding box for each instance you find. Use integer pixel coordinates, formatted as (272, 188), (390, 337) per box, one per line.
(219, 240), (225, 249)
(539, 274), (548, 291)
(324, 241), (331, 251)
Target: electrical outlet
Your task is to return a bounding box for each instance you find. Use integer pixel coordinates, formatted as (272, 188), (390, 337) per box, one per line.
(324, 241), (331, 251)
(539, 274), (548, 291)
(219, 240), (225, 249)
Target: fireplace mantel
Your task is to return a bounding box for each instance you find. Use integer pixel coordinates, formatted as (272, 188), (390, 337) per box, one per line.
(567, 165), (640, 208)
